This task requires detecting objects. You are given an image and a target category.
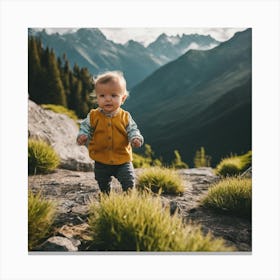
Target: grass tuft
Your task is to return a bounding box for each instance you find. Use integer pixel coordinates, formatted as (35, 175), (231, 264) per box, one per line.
(132, 153), (151, 168)
(216, 151), (252, 177)
(28, 191), (57, 250)
(88, 189), (233, 252)
(136, 167), (185, 195)
(28, 139), (60, 175)
(201, 177), (252, 218)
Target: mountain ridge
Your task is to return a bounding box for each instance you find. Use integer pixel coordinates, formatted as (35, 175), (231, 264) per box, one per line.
(29, 28), (220, 88)
(125, 28), (252, 166)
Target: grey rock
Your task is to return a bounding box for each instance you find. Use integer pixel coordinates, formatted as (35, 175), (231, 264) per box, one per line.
(241, 167), (252, 178)
(179, 167), (217, 177)
(36, 236), (79, 251)
(28, 99), (93, 171)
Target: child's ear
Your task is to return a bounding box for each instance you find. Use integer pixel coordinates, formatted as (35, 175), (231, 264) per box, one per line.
(121, 95), (127, 104)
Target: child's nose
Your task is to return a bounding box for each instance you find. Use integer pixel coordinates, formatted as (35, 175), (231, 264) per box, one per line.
(105, 95), (112, 101)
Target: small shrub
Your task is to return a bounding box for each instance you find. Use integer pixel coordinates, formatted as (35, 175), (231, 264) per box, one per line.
(239, 150), (252, 171)
(28, 139), (60, 175)
(152, 158), (163, 167)
(136, 167), (185, 195)
(41, 104), (78, 121)
(171, 150), (188, 169)
(28, 191), (57, 250)
(133, 145), (163, 168)
(132, 153), (150, 168)
(88, 190), (233, 251)
(201, 177), (252, 218)
(193, 147), (211, 168)
(216, 158), (241, 176)
(216, 151), (252, 177)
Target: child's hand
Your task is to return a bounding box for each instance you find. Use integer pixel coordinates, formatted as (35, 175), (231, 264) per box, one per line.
(131, 138), (141, 148)
(77, 134), (88, 145)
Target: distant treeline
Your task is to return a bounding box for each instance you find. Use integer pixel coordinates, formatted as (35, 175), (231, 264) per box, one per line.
(28, 36), (95, 118)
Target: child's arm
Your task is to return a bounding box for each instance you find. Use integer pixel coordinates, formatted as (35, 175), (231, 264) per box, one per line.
(126, 113), (144, 148)
(76, 113), (92, 146)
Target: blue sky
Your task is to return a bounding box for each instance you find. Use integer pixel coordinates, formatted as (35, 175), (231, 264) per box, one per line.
(40, 27), (247, 46)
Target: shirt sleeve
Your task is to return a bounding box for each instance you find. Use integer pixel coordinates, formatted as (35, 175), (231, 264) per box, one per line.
(77, 113), (93, 146)
(126, 113), (144, 146)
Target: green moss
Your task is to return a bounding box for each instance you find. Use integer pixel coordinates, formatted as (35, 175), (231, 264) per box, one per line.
(42, 104), (78, 121)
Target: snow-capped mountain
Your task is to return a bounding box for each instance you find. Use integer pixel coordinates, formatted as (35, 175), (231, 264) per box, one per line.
(147, 33), (220, 64)
(29, 28), (220, 88)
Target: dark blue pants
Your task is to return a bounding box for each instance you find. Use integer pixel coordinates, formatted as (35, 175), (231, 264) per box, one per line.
(94, 161), (135, 193)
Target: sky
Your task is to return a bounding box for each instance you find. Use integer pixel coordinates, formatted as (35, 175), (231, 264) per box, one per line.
(41, 27), (247, 46)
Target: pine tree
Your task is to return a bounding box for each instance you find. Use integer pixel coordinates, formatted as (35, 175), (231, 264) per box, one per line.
(28, 35), (95, 118)
(73, 63), (80, 78)
(28, 37), (44, 103)
(79, 67), (93, 115)
(45, 49), (67, 106)
(70, 78), (84, 118)
(61, 56), (71, 103)
(68, 73), (77, 111)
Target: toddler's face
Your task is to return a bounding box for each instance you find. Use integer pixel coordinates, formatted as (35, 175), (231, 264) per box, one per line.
(95, 80), (127, 114)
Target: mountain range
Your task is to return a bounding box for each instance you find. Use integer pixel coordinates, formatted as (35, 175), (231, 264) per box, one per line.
(28, 28), (220, 88)
(28, 28), (251, 166)
(124, 29), (252, 166)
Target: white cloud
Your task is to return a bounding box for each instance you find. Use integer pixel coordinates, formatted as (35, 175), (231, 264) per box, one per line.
(33, 28), (79, 35)
(38, 27), (247, 47)
(100, 27), (247, 46)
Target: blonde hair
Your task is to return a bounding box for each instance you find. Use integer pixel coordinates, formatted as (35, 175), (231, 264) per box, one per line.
(94, 71), (129, 96)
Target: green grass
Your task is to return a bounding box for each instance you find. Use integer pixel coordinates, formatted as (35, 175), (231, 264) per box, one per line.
(132, 144), (163, 168)
(88, 189), (233, 251)
(171, 150), (189, 169)
(216, 151), (252, 177)
(41, 104), (78, 121)
(28, 191), (57, 250)
(132, 152), (151, 168)
(201, 177), (252, 219)
(28, 139), (60, 175)
(136, 167), (185, 195)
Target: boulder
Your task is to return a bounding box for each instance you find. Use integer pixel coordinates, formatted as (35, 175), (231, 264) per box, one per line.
(35, 236), (80, 252)
(28, 100), (93, 171)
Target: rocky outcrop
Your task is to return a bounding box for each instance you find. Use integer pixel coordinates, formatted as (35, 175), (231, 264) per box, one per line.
(28, 168), (251, 252)
(28, 100), (93, 171)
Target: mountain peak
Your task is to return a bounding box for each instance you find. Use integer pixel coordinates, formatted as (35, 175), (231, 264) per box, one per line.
(75, 28), (107, 40)
(156, 33), (168, 41)
(125, 40), (145, 49)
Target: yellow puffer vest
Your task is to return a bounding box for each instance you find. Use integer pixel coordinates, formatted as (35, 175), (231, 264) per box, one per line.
(88, 109), (132, 165)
